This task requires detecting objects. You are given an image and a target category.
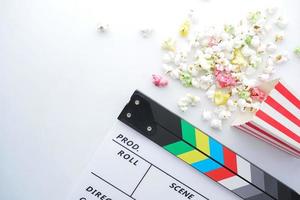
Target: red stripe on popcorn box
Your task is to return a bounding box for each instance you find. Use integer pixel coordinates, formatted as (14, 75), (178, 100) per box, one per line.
(244, 123), (300, 157)
(233, 79), (300, 158)
(275, 82), (300, 109)
(235, 124), (300, 158)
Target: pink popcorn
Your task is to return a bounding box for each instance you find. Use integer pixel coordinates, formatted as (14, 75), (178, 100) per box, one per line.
(250, 87), (266, 101)
(152, 74), (168, 87)
(214, 69), (237, 88)
(207, 36), (219, 47)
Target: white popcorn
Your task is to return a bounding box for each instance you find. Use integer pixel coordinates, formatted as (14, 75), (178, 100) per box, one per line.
(192, 78), (201, 88)
(266, 43), (277, 53)
(266, 7), (277, 16)
(162, 38), (176, 51)
(179, 63), (188, 71)
(97, 23), (109, 33)
(237, 98), (247, 108)
(245, 67), (256, 75)
(202, 110), (212, 121)
(174, 52), (187, 66)
(275, 32), (284, 43)
(242, 78), (257, 87)
(263, 65), (275, 74)
(188, 64), (199, 76)
(210, 118), (222, 130)
(206, 85), (216, 99)
(218, 110), (232, 120)
(241, 46), (256, 57)
(251, 102), (261, 111)
(197, 57), (211, 71)
(250, 36), (260, 48)
(275, 17), (288, 29)
(140, 28), (153, 38)
(162, 64), (173, 73)
(259, 73), (270, 81)
(199, 74), (213, 90)
(273, 53), (288, 64)
(162, 52), (175, 63)
(257, 44), (266, 54)
(227, 99), (237, 111)
(177, 94), (200, 111)
(170, 69), (181, 79)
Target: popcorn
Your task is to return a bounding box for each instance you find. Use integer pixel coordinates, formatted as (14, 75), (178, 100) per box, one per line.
(140, 28), (153, 38)
(179, 20), (191, 37)
(215, 70), (237, 88)
(238, 89), (250, 100)
(273, 53), (288, 64)
(294, 47), (300, 57)
(250, 36), (260, 48)
(179, 72), (193, 87)
(158, 8), (289, 126)
(206, 85), (216, 99)
(275, 32), (284, 43)
(152, 74), (168, 87)
(275, 17), (288, 29)
(199, 74), (214, 90)
(258, 73), (270, 81)
(218, 110), (232, 120)
(263, 65), (274, 74)
(237, 98), (247, 107)
(170, 69), (181, 79)
(202, 110), (212, 120)
(210, 118), (222, 129)
(227, 99), (238, 111)
(178, 94), (200, 111)
(162, 52), (175, 63)
(231, 48), (248, 67)
(162, 38), (176, 51)
(97, 22), (109, 33)
(214, 91), (230, 106)
(250, 87), (266, 102)
(162, 64), (173, 73)
(266, 43), (277, 53)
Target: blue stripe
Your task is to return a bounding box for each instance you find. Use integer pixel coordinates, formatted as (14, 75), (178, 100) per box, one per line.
(209, 138), (224, 164)
(192, 158), (222, 173)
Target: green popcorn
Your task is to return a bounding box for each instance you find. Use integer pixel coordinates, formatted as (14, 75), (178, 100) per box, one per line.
(239, 90), (251, 99)
(179, 72), (192, 87)
(224, 24), (235, 35)
(245, 35), (253, 46)
(248, 11), (261, 24)
(294, 47), (300, 57)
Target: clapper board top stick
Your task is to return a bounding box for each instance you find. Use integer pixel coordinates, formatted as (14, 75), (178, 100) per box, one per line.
(118, 90), (300, 200)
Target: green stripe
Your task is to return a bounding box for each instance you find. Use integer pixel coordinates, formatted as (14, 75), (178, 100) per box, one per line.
(181, 120), (196, 146)
(164, 141), (194, 155)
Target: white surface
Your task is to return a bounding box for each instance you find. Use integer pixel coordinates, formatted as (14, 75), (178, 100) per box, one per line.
(0, 0), (299, 199)
(69, 122), (220, 200)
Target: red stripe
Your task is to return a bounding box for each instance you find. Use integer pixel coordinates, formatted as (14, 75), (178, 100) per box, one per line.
(265, 96), (300, 127)
(239, 125), (300, 157)
(246, 122), (300, 154)
(205, 147), (237, 181)
(256, 110), (300, 143)
(205, 166), (235, 181)
(223, 147), (237, 173)
(275, 82), (300, 109)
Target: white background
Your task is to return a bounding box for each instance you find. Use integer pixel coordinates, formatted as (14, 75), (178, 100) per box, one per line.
(0, 0), (299, 199)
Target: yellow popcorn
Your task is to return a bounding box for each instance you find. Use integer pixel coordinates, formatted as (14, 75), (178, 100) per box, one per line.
(214, 91), (231, 106)
(179, 20), (191, 37)
(161, 38), (176, 51)
(231, 48), (248, 68)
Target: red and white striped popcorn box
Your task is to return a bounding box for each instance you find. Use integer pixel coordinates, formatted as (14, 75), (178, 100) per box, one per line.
(232, 79), (300, 158)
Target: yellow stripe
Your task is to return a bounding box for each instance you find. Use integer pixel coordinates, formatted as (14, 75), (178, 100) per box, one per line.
(195, 129), (210, 155)
(177, 150), (207, 164)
